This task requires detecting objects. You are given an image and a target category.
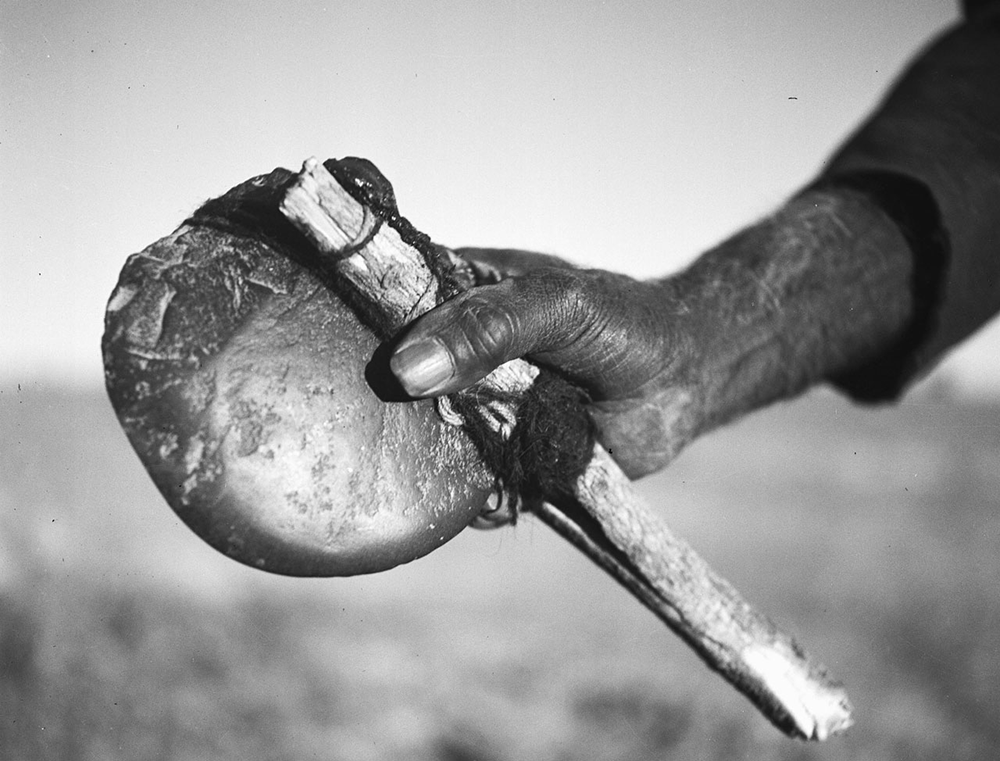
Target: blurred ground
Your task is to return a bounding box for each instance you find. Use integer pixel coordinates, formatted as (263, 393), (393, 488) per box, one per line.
(1, 380), (998, 760)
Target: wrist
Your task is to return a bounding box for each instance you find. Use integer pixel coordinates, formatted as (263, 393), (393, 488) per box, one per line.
(667, 186), (916, 437)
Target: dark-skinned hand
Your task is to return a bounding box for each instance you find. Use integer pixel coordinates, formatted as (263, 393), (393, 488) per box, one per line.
(388, 247), (705, 480)
(387, 186), (919, 482)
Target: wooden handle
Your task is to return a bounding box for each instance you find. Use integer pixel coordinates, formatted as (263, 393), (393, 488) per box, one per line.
(280, 157), (853, 740)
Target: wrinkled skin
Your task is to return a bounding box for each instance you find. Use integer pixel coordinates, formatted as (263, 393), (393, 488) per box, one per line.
(390, 11), (1000, 480)
(391, 248), (699, 480)
(391, 186), (920, 480)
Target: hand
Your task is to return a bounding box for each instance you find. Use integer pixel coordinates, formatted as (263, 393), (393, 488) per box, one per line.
(388, 248), (701, 479)
(387, 185), (920, 482)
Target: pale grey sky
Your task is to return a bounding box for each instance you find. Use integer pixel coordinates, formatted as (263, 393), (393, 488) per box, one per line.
(4, 0), (995, 395)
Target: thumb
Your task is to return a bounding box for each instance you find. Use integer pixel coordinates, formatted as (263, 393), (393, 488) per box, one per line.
(388, 267), (670, 399)
(388, 268), (589, 398)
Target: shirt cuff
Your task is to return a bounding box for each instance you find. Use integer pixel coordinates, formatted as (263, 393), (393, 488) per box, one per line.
(804, 171), (949, 401)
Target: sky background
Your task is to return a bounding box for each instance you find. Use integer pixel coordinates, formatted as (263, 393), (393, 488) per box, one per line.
(4, 0), (996, 397)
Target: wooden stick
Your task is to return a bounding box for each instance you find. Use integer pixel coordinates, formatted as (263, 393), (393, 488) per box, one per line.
(280, 157), (853, 740)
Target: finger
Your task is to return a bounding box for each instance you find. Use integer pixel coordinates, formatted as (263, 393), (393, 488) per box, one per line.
(389, 267), (672, 399)
(389, 270), (578, 397)
(453, 247), (577, 282)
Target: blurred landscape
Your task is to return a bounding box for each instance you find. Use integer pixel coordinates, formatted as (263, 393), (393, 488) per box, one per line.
(2, 379), (998, 760)
(5, 3), (996, 757)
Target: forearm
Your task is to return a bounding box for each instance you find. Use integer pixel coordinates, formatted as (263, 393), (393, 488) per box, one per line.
(820, 9), (1000, 396)
(391, 5), (999, 485)
(660, 6), (1000, 440)
(664, 186), (915, 440)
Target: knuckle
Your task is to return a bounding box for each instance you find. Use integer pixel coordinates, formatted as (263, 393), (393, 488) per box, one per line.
(529, 268), (592, 338)
(540, 268), (616, 346)
(528, 269), (672, 397)
(453, 293), (519, 366)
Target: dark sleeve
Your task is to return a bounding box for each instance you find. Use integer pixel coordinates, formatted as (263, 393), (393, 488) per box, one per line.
(818, 5), (1000, 400)
(966, 0), (1000, 19)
